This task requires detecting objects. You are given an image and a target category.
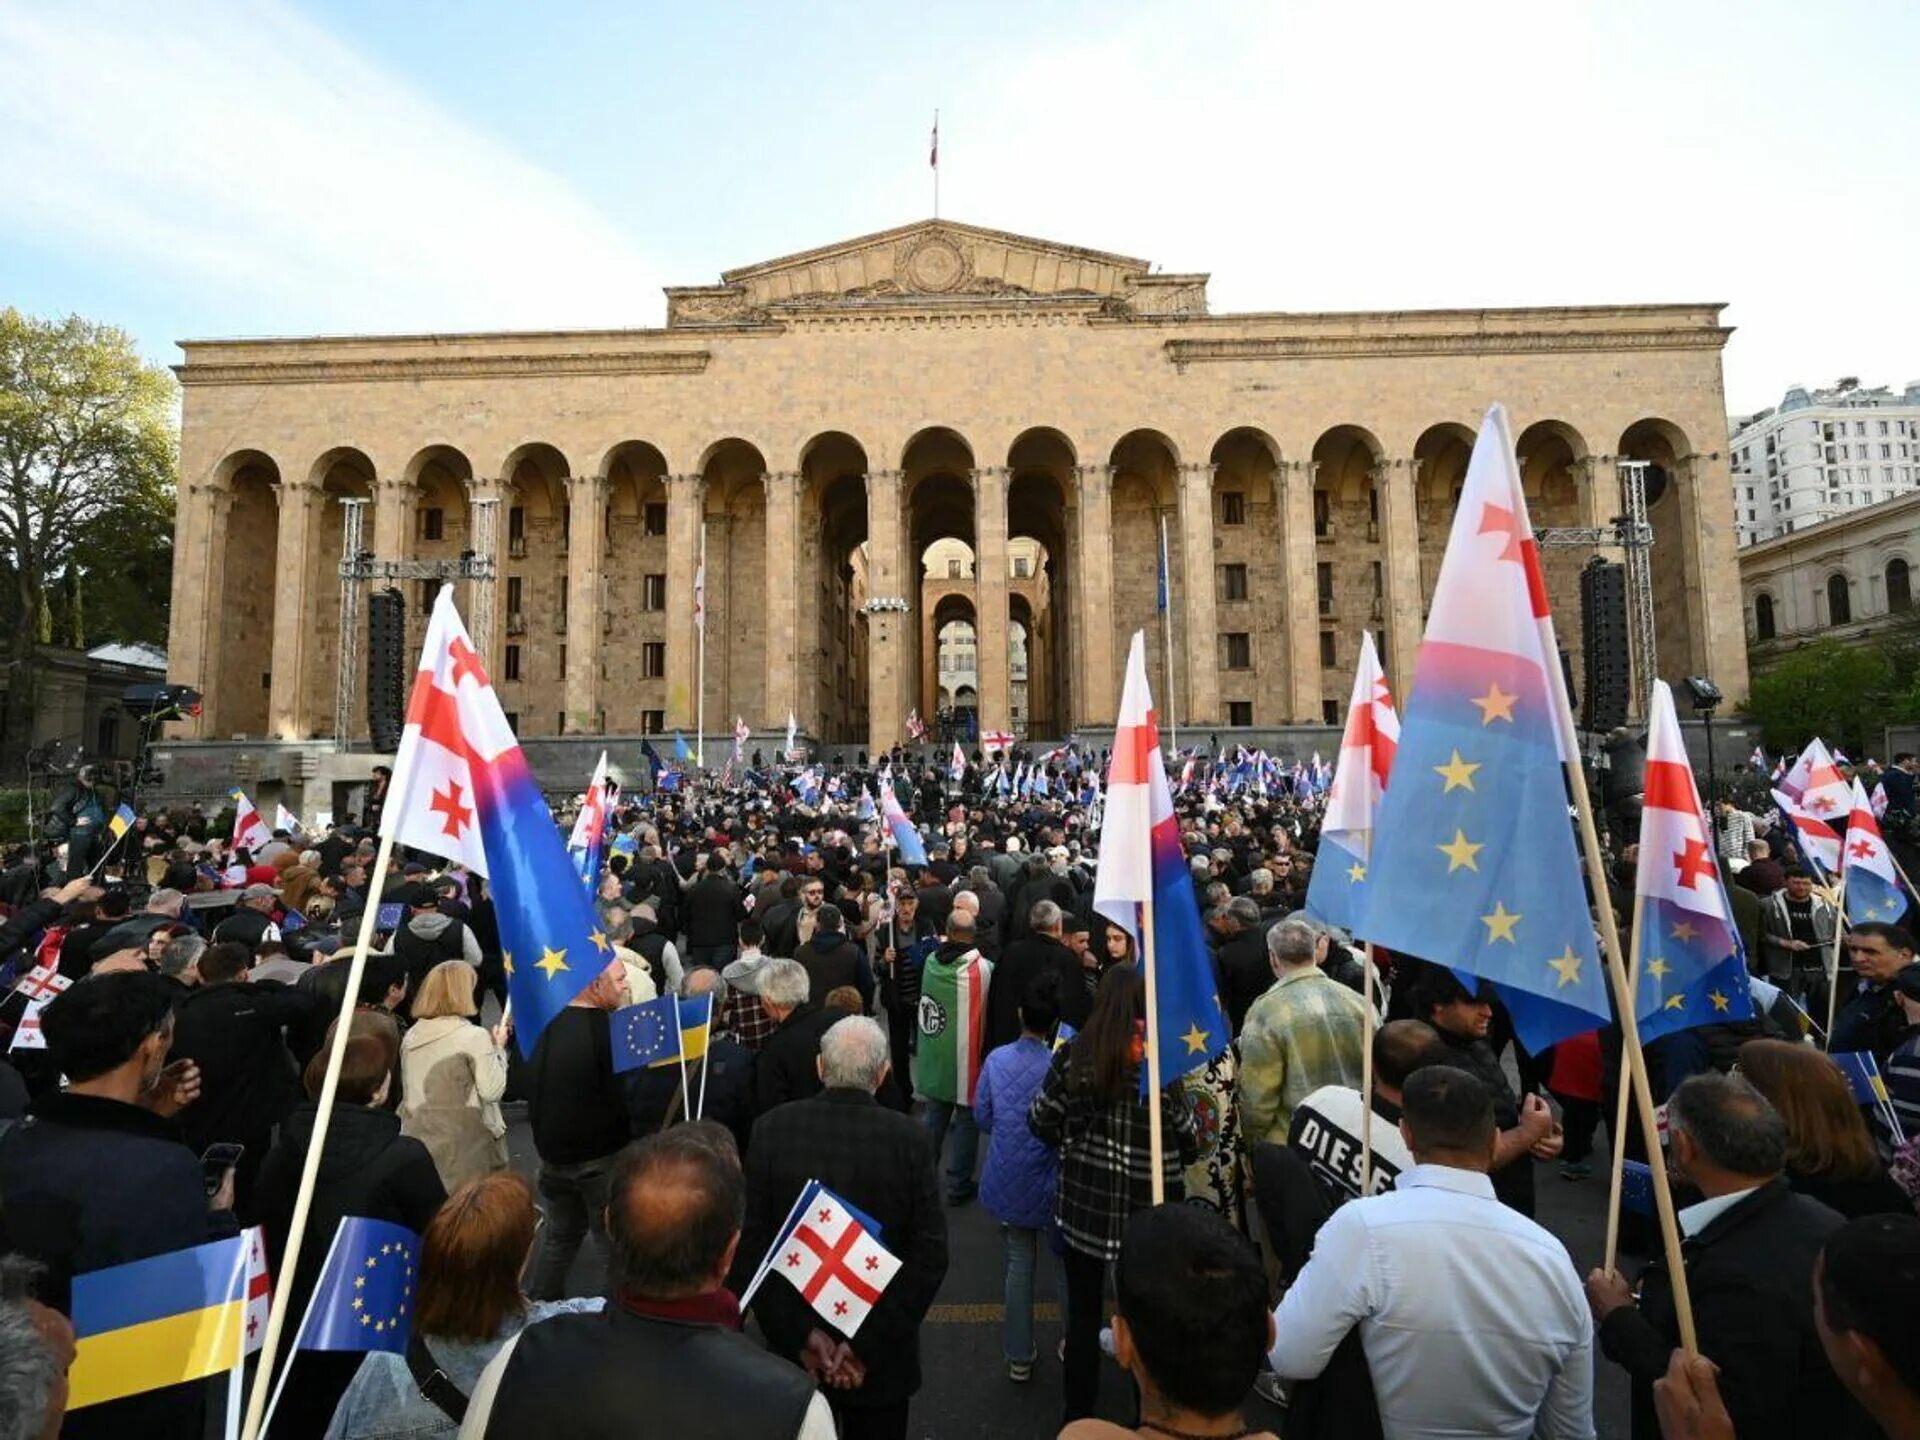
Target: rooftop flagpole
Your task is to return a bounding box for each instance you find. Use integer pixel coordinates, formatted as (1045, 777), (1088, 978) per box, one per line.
(930, 110), (940, 219)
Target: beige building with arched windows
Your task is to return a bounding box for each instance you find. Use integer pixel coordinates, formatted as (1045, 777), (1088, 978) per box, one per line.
(165, 218), (1747, 794)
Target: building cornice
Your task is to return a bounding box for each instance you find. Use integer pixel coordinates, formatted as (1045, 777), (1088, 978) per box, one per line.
(1163, 326), (1732, 368)
(174, 349), (713, 387)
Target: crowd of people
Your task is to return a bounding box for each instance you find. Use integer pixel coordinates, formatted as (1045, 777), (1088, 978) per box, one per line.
(0, 743), (1913, 1439)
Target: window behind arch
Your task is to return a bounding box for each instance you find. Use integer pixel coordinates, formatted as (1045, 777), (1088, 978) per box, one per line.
(1827, 573), (1852, 626)
(1888, 558), (1912, 614)
(1754, 593), (1775, 641)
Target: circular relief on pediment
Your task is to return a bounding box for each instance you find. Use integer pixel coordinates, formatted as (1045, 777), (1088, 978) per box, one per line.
(898, 235), (971, 294)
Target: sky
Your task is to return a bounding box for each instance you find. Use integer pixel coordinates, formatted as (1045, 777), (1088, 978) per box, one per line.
(2, 0), (1916, 415)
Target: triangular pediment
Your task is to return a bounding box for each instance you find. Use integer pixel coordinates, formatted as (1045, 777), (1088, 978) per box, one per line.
(664, 220), (1207, 325)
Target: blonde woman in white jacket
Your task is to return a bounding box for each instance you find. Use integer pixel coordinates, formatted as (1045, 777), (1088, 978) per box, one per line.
(399, 960), (511, 1191)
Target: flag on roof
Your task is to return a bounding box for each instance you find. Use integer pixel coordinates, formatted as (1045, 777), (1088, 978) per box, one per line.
(567, 751), (614, 890)
(880, 776), (928, 866)
(1305, 631), (1399, 933)
(1633, 681), (1754, 1043)
(230, 788), (271, 852)
(383, 587), (609, 1056)
(1094, 631), (1228, 1087)
(1842, 779), (1909, 925)
(1353, 405), (1610, 1051)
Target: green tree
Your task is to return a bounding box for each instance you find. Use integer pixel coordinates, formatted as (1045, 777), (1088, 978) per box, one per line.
(1745, 639), (1899, 757)
(0, 309), (177, 763)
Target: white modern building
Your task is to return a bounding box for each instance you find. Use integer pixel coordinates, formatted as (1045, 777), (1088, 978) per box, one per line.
(1729, 378), (1920, 546)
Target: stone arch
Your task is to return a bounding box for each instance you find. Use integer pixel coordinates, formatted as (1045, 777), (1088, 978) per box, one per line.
(1753, 591), (1776, 642)
(801, 433), (871, 743)
(1312, 426), (1387, 683)
(600, 441), (671, 733)
(1827, 571), (1853, 627)
(1110, 431), (1181, 709)
(1413, 423), (1477, 605)
(1008, 429), (1076, 737)
(1620, 418), (1699, 684)
(1888, 557), (1913, 615)
(1209, 428), (1283, 724)
(210, 452), (281, 738)
(699, 439), (770, 732)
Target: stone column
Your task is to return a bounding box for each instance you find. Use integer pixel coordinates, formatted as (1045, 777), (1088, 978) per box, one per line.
(267, 481), (320, 739)
(564, 474), (607, 732)
(1377, 460), (1423, 699)
(1074, 464), (1116, 725)
(664, 473), (704, 729)
(372, 476), (414, 562)
(1275, 460), (1323, 723)
(864, 470), (906, 752)
(973, 466), (1011, 737)
(1574, 454), (1614, 530)
(467, 481), (504, 670)
(762, 470), (802, 730)
(191, 484), (236, 738)
(1177, 462), (1220, 725)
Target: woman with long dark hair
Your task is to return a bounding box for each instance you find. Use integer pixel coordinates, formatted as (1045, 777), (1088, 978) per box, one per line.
(1028, 963), (1200, 1422)
(1737, 1039), (1909, 1218)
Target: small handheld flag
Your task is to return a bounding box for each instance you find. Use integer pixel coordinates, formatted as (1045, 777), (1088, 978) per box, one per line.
(382, 587), (609, 1056)
(230, 788), (272, 853)
(611, 994), (683, 1075)
(273, 802), (300, 836)
(68, 1235), (250, 1410)
(1632, 682), (1753, 1043)
(1304, 631), (1399, 932)
(108, 803), (136, 840)
(298, 1217), (419, 1354)
(1352, 405), (1610, 1051)
(880, 777), (929, 867)
(949, 741), (966, 784)
(750, 1180), (902, 1337)
(567, 751), (615, 890)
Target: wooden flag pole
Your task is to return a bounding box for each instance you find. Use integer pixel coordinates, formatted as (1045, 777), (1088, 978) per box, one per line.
(1603, 890), (1646, 1273)
(1565, 759), (1699, 1353)
(240, 825), (402, 1440)
(1825, 877), (1850, 1048)
(1141, 895), (1166, 1206)
(1359, 941), (1377, 1198)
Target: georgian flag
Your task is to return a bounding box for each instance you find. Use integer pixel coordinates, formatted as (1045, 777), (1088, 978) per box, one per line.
(762, 1181), (901, 1338)
(981, 731), (1015, 756)
(949, 742), (966, 783)
(274, 803), (301, 835)
(1842, 779), (1909, 925)
(230, 787), (272, 852)
(1633, 681), (1753, 1042)
(1304, 630), (1399, 933)
(567, 751), (615, 888)
(7, 964), (71, 1053)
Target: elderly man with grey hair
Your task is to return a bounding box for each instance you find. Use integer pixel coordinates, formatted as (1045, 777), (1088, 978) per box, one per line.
(735, 1014), (951, 1440)
(1216, 894), (1275, 1035)
(1236, 916), (1371, 1146)
(0, 1258), (70, 1440)
(752, 957), (844, 1118)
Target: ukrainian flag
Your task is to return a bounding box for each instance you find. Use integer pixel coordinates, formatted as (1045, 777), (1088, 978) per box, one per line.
(107, 803), (135, 840)
(69, 1235), (250, 1409)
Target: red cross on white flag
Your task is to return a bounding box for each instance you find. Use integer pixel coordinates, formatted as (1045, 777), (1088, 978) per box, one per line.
(243, 1226), (273, 1354)
(770, 1182), (901, 1337)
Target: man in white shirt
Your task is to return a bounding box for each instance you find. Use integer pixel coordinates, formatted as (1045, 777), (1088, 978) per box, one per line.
(1269, 1064), (1595, 1440)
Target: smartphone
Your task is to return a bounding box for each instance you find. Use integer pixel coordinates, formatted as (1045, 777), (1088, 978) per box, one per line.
(202, 1142), (245, 1198)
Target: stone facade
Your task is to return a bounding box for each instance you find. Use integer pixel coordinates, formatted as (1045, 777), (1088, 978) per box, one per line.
(1740, 489), (1919, 667)
(170, 218), (1747, 760)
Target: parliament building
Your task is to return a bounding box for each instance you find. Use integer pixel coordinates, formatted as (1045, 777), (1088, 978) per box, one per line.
(164, 219), (1746, 799)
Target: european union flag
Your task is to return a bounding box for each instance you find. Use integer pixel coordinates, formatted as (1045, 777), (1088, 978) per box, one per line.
(299, 1217), (419, 1355)
(1620, 1159), (1654, 1218)
(647, 994), (715, 1070)
(611, 994), (681, 1075)
(1354, 407), (1610, 1052)
(1832, 1051), (1892, 1110)
(674, 731), (691, 762)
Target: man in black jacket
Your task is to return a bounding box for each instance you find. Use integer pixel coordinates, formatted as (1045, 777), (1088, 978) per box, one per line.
(0, 971), (234, 1440)
(752, 959), (843, 1118)
(1831, 921), (1917, 1065)
(1586, 1072), (1875, 1440)
(734, 1017), (949, 1440)
(468, 1123), (826, 1439)
(213, 883), (284, 951)
(168, 940), (323, 1222)
(795, 906), (871, 1009)
(1214, 896), (1273, 1037)
(524, 957), (633, 1300)
(683, 852), (745, 970)
(982, 899), (1087, 1054)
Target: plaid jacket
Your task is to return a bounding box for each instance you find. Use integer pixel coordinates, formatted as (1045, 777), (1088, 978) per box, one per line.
(1235, 967), (1369, 1146)
(1026, 1045), (1200, 1261)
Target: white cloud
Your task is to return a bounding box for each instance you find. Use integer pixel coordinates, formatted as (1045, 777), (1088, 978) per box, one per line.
(0, 0), (662, 342)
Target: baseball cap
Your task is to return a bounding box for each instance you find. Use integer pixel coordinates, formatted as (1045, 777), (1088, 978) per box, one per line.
(239, 883), (279, 901)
